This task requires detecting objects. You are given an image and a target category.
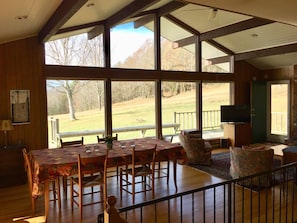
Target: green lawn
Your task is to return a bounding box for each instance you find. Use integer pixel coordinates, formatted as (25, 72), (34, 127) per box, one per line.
(48, 85), (230, 145)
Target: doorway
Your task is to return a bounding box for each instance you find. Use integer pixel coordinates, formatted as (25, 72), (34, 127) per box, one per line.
(267, 81), (290, 143)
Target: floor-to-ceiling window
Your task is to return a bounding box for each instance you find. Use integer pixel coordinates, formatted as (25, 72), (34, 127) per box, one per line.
(161, 81), (197, 138)
(47, 80), (105, 147)
(202, 82), (231, 138)
(111, 81), (155, 140)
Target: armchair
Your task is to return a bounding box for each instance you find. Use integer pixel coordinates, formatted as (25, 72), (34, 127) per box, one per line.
(178, 130), (212, 165)
(229, 146), (274, 186)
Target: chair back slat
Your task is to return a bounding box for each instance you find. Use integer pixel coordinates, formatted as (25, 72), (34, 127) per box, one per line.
(60, 137), (84, 147)
(78, 154), (107, 176)
(97, 134), (118, 143)
(133, 145), (156, 166)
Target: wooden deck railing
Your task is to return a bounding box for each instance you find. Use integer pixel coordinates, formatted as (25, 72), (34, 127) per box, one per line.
(49, 118), (180, 146)
(174, 110), (221, 130)
(49, 110), (287, 147)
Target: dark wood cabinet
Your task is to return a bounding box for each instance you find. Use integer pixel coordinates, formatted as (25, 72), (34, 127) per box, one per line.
(0, 145), (26, 188)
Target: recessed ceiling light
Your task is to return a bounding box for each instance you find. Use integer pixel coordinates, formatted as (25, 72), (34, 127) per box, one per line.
(16, 15), (28, 20)
(251, 33), (258, 37)
(86, 3), (95, 7)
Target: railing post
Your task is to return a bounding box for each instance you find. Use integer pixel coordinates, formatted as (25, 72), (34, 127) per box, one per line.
(104, 196), (128, 223)
(227, 182), (232, 223)
(55, 118), (60, 147)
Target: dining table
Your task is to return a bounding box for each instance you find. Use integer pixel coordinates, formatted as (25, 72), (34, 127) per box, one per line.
(30, 137), (186, 219)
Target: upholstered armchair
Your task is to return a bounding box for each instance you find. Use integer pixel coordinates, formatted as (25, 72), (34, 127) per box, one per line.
(178, 130), (212, 165)
(229, 146), (274, 186)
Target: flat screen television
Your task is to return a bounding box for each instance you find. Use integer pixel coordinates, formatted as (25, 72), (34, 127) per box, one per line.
(220, 104), (251, 123)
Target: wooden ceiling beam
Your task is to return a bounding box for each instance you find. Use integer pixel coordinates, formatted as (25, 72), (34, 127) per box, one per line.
(88, 25), (104, 40)
(157, 1), (187, 16)
(134, 1), (187, 28)
(38, 0), (88, 43)
(173, 18), (273, 48)
(56, 21), (104, 35)
(209, 42), (297, 64)
(200, 18), (273, 41)
(165, 14), (199, 35)
(166, 15), (233, 55)
(134, 14), (155, 29)
(105, 0), (159, 28)
(235, 42), (297, 61)
(206, 39), (234, 55)
(88, 0), (158, 39)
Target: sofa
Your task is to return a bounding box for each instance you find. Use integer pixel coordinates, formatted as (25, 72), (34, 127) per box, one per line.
(229, 146), (274, 186)
(178, 130), (212, 165)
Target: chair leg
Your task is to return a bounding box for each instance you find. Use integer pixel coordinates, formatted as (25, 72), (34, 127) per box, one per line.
(167, 161), (170, 184)
(55, 178), (61, 210)
(152, 172), (155, 198)
(79, 185), (83, 219)
(70, 180), (74, 210)
(120, 169), (123, 200)
(31, 196), (36, 214)
(132, 175), (135, 204)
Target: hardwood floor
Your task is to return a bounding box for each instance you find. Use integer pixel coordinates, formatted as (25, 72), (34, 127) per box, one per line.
(1, 149), (296, 223)
(0, 162), (223, 223)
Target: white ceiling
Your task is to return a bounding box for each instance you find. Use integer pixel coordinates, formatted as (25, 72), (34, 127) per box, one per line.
(1, 0), (297, 70)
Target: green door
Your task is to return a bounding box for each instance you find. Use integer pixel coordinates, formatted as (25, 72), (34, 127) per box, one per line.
(251, 81), (267, 143)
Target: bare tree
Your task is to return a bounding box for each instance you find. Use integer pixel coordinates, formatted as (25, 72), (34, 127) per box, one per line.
(45, 34), (104, 119)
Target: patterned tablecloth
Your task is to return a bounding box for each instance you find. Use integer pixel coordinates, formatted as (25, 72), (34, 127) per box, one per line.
(30, 138), (185, 197)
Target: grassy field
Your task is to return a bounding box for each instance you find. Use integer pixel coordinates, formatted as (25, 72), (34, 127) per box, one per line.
(48, 84), (231, 145)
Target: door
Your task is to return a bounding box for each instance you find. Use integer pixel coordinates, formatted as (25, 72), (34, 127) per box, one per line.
(251, 81), (267, 143)
(267, 81), (289, 142)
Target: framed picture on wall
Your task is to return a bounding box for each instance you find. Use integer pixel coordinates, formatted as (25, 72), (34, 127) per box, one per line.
(10, 90), (30, 124)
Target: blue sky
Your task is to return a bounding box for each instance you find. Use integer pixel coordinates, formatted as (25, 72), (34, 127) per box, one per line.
(111, 22), (153, 64)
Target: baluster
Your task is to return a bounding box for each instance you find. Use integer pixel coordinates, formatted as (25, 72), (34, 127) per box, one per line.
(104, 196), (128, 223)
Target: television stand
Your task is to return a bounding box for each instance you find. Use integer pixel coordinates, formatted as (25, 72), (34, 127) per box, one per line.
(223, 123), (251, 147)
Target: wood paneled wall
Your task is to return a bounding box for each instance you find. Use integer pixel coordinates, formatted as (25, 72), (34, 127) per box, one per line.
(0, 37), (47, 150)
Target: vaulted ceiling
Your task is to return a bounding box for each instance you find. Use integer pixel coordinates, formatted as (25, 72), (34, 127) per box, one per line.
(2, 0), (297, 70)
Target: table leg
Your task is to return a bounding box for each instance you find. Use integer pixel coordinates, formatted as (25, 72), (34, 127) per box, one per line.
(63, 176), (68, 199)
(44, 180), (49, 222)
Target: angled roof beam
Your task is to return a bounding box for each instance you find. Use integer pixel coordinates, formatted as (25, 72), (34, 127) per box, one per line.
(134, 14), (156, 29)
(200, 18), (273, 41)
(106, 0), (159, 28)
(235, 42), (297, 61)
(88, 25), (104, 40)
(165, 14), (199, 35)
(172, 36), (196, 48)
(39, 0), (88, 43)
(56, 21), (105, 35)
(157, 1), (187, 16)
(206, 39), (234, 55)
(134, 1), (187, 28)
(209, 42), (297, 64)
(173, 18), (273, 48)
(166, 15), (233, 55)
(88, 0), (158, 39)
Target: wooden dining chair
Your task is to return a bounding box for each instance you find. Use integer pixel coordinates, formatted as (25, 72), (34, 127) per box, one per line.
(22, 148), (61, 214)
(120, 145), (156, 204)
(70, 153), (107, 219)
(97, 134), (118, 143)
(97, 134), (120, 179)
(60, 136), (84, 198)
(60, 137), (84, 147)
(154, 135), (174, 184)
